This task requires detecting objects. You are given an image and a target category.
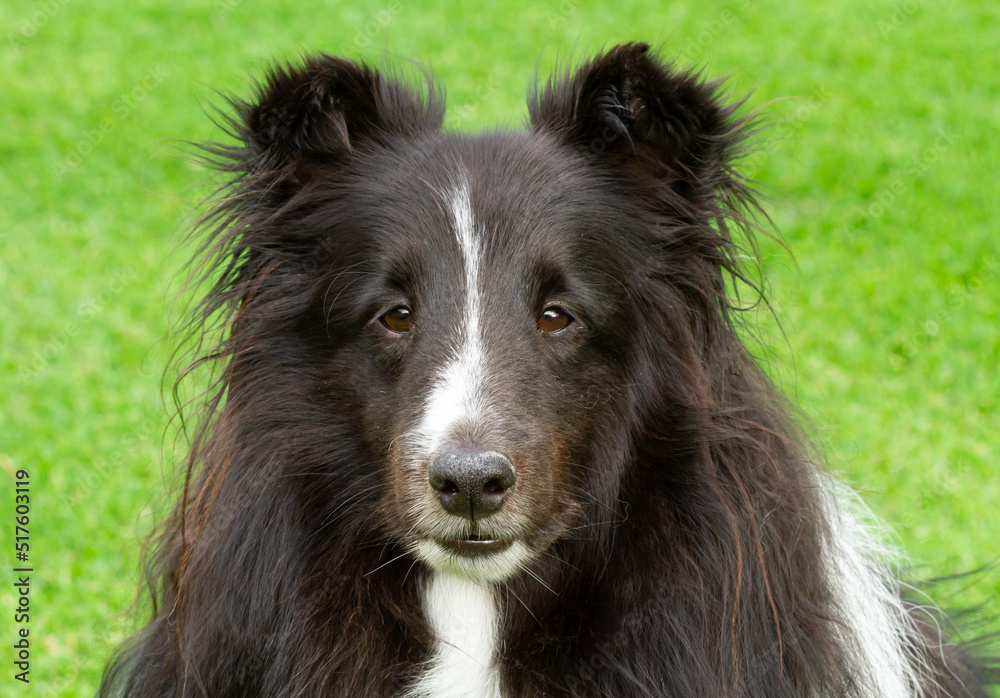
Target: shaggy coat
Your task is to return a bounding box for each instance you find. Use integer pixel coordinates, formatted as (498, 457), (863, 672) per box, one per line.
(101, 43), (993, 697)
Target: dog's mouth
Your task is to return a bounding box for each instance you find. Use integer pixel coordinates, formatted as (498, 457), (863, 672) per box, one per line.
(438, 534), (512, 556)
(413, 530), (536, 581)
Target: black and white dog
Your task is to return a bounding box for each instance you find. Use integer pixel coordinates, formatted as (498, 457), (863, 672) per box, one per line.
(102, 43), (993, 697)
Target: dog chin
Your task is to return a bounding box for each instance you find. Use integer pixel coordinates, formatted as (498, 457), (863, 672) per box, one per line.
(414, 538), (534, 582)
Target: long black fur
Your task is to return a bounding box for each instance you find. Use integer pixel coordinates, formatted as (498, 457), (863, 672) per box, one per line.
(101, 43), (995, 697)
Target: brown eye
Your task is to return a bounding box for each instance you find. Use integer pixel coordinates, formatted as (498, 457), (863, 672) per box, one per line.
(380, 306), (414, 333)
(538, 307), (573, 333)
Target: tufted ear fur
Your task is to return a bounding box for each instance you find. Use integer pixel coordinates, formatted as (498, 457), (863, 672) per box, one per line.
(188, 55), (444, 334)
(529, 42), (747, 198)
(223, 54), (444, 202)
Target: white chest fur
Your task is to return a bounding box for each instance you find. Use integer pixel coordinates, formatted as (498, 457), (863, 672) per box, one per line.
(405, 572), (504, 698)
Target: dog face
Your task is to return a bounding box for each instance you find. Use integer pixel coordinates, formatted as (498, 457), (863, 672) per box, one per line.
(223, 43), (742, 582)
(315, 135), (648, 580)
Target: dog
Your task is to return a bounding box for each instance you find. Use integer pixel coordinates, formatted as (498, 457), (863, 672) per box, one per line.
(101, 43), (994, 697)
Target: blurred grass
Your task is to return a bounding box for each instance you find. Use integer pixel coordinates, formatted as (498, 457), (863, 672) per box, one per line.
(0, 0), (997, 695)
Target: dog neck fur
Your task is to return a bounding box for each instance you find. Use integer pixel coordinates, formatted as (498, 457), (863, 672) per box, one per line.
(406, 572), (503, 698)
(818, 475), (932, 697)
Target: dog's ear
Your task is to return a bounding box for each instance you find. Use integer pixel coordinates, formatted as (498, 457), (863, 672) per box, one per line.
(228, 55), (443, 201)
(529, 43), (743, 192)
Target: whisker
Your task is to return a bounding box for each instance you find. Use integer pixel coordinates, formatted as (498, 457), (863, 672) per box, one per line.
(270, 462), (386, 480)
(318, 484), (383, 526)
(363, 550), (412, 577)
(522, 566), (557, 596)
(537, 548), (581, 572)
(401, 558), (421, 587)
(534, 486), (622, 516)
(503, 584), (542, 628)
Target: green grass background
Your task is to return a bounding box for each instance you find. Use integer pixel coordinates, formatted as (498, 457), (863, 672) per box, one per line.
(1, 0), (997, 695)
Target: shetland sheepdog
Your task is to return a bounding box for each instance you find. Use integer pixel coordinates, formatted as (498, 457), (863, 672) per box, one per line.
(102, 43), (993, 697)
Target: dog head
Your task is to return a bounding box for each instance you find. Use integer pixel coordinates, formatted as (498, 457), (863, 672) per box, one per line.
(209, 43), (750, 582)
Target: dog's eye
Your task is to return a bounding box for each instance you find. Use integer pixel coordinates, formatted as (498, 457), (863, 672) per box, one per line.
(538, 307), (573, 333)
(380, 306), (414, 333)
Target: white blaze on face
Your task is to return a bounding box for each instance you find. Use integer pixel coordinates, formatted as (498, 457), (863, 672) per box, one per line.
(410, 196), (507, 698)
(417, 183), (488, 453)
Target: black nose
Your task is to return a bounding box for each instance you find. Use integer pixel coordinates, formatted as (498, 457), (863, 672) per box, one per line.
(429, 449), (516, 520)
